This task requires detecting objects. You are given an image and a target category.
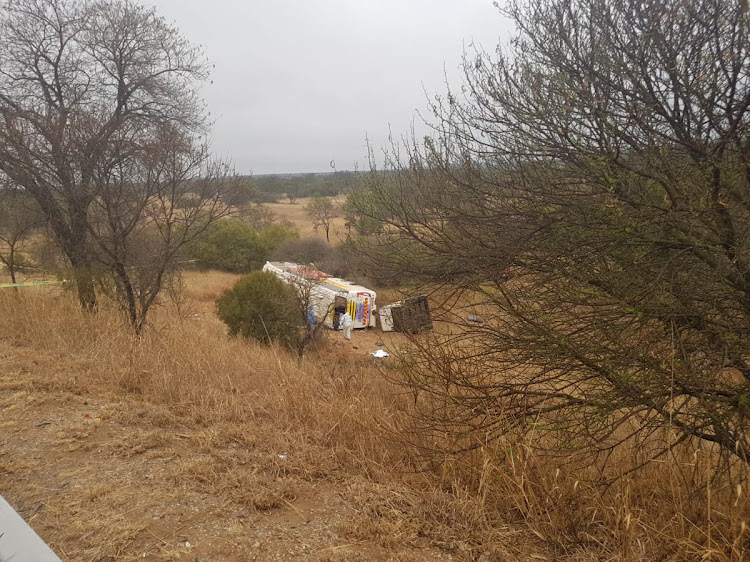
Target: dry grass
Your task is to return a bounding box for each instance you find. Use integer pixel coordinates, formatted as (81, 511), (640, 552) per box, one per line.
(180, 269), (241, 305)
(264, 196), (349, 241)
(0, 281), (748, 560)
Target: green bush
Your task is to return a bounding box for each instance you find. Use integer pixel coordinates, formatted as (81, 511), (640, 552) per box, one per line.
(257, 222), (298, 255)
(187, 219), (297, 273)
(342, 189), (385, 236)
(216, 271), (301, 346)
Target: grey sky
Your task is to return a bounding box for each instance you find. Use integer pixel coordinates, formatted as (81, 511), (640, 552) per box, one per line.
(146, 0), (510, 174)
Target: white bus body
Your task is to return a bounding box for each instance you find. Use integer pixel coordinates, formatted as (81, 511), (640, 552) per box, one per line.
(262, 262), (376, 329)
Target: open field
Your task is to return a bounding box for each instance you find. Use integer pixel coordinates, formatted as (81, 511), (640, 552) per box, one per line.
(0, 274), (748, 560)
(263, 197), (349, 242)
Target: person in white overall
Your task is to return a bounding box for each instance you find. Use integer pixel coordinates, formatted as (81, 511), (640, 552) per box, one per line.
(341, 311), (353, 340)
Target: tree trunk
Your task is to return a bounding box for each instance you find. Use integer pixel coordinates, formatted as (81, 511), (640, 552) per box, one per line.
(69, 254), (97, 311)
(8, 245), (17, 285)
(8, 245), (18, 295)
(112, 261), (139, 331)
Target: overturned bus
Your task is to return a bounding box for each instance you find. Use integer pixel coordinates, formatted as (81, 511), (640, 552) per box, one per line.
(262, 261), (377, 330)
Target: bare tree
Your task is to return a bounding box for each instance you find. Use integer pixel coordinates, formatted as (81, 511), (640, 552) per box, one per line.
(0, 0), (212, 313)
(349, 0), (750, 468)
(0, 180), (42, 285)
(87, 128), (238, 332)
(240, 202), (278, 230)
(305, 197), (338, 242)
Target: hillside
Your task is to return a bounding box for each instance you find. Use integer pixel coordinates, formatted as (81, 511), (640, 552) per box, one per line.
(0, 280), (546, 561)
(1, 272), (747, 560)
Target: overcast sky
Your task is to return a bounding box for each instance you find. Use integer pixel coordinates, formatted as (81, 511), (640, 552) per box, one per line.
(145, 0), (511, 175)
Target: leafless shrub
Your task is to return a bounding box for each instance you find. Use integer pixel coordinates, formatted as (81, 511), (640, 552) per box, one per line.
(348, 0), (750, 471)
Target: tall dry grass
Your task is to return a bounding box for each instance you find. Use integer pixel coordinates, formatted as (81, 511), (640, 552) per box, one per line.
(0, 285), (747, 560)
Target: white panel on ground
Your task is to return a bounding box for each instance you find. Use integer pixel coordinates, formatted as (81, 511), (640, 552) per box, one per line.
(379, 305), (395, 331)
(0, 495), (61, 561)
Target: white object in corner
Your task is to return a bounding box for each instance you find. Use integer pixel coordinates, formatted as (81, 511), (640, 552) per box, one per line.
(0, 494), (61, 561)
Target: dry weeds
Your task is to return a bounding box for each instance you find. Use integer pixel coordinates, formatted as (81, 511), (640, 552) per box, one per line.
(0, 280), (747, 560)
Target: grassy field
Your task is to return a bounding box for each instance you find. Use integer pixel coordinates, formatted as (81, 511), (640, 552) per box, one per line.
(0, 274), (748, 560)
(264, 196), (349, 242)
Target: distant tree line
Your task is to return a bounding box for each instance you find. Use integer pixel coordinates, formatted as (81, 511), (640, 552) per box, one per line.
(251, 171), (356, 202)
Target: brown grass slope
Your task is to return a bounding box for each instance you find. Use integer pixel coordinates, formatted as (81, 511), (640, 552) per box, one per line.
(0, 287), (533, 561)
(0, 278), (747, 561)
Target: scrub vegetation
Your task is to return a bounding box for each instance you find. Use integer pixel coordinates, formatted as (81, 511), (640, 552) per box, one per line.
(1, 0), (750, 559)
(1, 280), (748, 560)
